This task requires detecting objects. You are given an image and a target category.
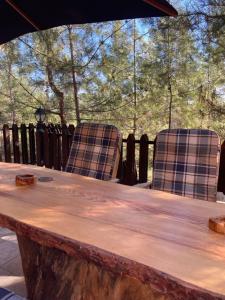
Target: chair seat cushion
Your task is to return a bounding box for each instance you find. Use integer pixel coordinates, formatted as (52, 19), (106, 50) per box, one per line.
(0, 288), (25, 300)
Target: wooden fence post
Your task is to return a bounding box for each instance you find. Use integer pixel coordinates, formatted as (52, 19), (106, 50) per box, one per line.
(21, 124), (28, 164)
(68, 124), (75, 150)
(48, 124), (54, 169)
(12, 124), (20, 163)
(28, 123), (36, 164)
(52, 125), (57, 170)
(3, 124), (11, 162)
(52, 125), (61, 171)
(62, 124), (69, 171)
(43, 125), (51, 168)
(218, 140), (225, 193)
(116, 143), (123, 179)
(56, 125), (62, 170)
(139, 134), (149, 183)
(123, 134), (137, 185)
(36, 123), (44, 166)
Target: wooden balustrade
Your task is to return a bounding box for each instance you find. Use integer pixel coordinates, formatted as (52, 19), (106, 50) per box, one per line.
(0, 123), (224, 189)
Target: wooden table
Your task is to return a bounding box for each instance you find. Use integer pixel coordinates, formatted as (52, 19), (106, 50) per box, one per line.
(0, 162), (225, 300)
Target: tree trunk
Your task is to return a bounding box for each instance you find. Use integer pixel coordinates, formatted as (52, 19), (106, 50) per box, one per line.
(133, 20), (137, 135)
(44, 37), (66, 125)
(168, 80), (173, 129)
(46, 64), (66, 125)
(6, 48), (16, 123)
(67, 25), (81, 125)
(166, 22), (173, 129)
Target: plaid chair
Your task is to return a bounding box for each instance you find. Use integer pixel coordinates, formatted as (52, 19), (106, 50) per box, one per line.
(0, 288), (25, 300)
(152, 129), (220, 201)
(66, 123), (121, 180)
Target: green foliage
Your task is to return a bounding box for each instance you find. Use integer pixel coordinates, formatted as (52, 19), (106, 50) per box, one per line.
(0, 0), (224, 139)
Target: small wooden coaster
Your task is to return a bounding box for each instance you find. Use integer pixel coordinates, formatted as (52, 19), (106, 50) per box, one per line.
(208, 216), (225, 234)
(16, 174), (36, 186)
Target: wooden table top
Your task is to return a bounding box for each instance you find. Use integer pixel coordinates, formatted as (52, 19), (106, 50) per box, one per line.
(0, 162), (225, 298)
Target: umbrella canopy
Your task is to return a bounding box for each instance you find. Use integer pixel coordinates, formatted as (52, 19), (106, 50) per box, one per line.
(0, 0), (177, 45)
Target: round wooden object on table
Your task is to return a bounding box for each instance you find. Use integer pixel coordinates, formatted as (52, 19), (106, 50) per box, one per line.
(208, 216), (225, 234)
(15, 174), (36, 186)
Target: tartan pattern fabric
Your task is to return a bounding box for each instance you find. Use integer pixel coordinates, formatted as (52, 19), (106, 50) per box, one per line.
(66, 123), (121, 180)
(152, 129), (220, 201)
(0, 288), (25, 300)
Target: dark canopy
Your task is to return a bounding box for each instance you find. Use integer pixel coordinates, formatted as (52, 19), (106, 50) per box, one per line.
(0, 0), (177, 45)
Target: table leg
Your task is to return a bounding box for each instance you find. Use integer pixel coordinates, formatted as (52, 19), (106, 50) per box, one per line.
(16, 234), (167, 300)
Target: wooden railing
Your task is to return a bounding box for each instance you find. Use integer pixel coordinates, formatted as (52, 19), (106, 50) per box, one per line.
(0, 123), (155, 185)
(0, 123), (225, 192)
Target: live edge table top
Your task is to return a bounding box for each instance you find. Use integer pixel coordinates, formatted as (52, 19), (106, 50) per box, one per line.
(0, 162), (225, 299)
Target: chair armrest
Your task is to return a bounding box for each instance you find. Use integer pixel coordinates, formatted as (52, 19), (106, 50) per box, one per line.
(109, 178), (120, 183)
(216, 192), (225, 204)
(135, 182), (151, 189)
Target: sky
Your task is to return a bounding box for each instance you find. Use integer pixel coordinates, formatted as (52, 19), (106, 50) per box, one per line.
(169, 0), (193, 12)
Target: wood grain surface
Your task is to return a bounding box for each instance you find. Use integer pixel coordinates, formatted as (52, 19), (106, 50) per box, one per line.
(0, 162), (225, 299)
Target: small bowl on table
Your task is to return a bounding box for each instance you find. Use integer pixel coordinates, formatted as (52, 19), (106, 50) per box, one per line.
(208, 216), (225, 234)
(15, 174), (36, 186)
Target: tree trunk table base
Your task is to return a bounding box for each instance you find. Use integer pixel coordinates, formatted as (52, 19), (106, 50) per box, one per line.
(17, 234), (168, 300)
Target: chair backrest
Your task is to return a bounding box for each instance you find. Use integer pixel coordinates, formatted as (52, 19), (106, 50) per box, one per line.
(152, 129), (220, 201)
(66, 123), (121, 180)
